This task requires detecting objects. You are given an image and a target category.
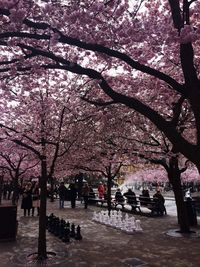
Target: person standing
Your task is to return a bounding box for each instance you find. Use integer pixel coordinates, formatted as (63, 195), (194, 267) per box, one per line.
(82, 183), (90, 209)
(21, 182), (33, 216)
(58, 182), (67, 209)
(76, 172), (84, 200)
(103, 183), (108, 200)
(32, 182), (40, 216)
(7, 181), (13, 200)
(97, 182), (105, 199)
(69, 183), (77, 208)
(3, 181), (9, 200)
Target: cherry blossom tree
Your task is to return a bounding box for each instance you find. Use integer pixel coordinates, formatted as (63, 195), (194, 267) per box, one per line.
(0, 169), (6, 204)
(0, 72), (91, 260)
(0, 0), (200, 252)
(0, 142), (39, 204)
(0, 0), (199, 166)
(117, 112), (197, 231)
(63, 103), (143, 215)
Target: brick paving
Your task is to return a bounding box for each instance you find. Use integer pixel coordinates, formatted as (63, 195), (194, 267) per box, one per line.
(0, 199), (199, 267)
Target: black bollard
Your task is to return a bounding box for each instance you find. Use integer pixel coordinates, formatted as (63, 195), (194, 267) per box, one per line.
(58, 219), (64, 239)
(66, 221), (70, 229)
(62, 226), (70, 243)
(48, 214), (56, 233)
(54, 217), (60, 236)
(51, 216), (58, 234)
(75, 225), (82, 240)
(59, 219), (65, 239)
(70, 223), (76, 238)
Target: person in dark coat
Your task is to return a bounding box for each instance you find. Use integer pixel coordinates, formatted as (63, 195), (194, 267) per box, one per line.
(140, 189), (151, 206)
(7, 181), (13, 200)
(69, 183), (77, 208)
(123, 189), (137, 205)
(76, 172), (84, 200)
(58, 182), (67, 209)
(21, 182), (33, 216)
(153, 190), (166, 215)
(3, 182), (9, 200)
(115, 188), (125, 204)
(81, 183), (90, 209)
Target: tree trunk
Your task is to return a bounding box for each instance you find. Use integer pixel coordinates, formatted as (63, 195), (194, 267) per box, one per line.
(168, 158), (190, 233)
(170, 175), (190, 232)
(106, 175), (112, 216)
(49, 176), (54, 202)
(12, 176), (19, 206)
(0, 176), (3, 205)
(37, 157), (47, 259)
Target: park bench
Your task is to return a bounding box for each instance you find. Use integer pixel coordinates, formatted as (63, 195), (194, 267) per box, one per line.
(111, 198), (141, 213)
(88, 196), (108, 207)
(139, 195), (166, 216)
(88, 193), (166, 217)
(88, 193), (117, 208)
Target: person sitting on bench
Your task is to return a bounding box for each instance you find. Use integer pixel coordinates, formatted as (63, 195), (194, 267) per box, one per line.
(124, 189), (137, 204)
(123, 188), (138, 211)
(139, 189), (151, 206)
(153, 190), (166, 215)
(115, 188), (125, 204)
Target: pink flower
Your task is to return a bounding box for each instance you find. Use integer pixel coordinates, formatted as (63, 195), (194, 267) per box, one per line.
(9, 9), (26, 24)
(0, 0), (19, 9)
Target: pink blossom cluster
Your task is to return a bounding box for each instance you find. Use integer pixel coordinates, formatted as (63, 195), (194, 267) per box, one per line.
(9, 8), (26, 24)
(0, 0), (19, 9)
(179, 25), (199, 44)
(125, 169), (168, 184)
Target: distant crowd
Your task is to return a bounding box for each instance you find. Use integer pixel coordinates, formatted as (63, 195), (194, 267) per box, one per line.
(56, 181), (166, 216)
(2, 180), (40, 216)
(1, 180), (166, 216)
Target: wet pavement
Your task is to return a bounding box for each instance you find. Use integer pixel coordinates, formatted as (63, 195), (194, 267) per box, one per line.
(0, 199), (199, 267)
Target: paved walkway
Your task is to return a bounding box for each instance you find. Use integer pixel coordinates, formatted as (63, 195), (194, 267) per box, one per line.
(0, 199), (199, 267)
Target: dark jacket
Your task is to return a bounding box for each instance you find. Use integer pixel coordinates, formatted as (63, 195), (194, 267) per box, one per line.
(21, 188), (33, 209)
(115, 191), (125, 203)
(58, 184), (67, 199)
(69, 184), (77, 200)
(124, 190), (137, 204)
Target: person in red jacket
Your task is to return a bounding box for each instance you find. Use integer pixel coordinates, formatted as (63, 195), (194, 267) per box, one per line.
(97, 182), (105, 199)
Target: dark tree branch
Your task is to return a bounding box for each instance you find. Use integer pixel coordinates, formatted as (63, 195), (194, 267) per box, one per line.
(81, 96), (116, 106)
